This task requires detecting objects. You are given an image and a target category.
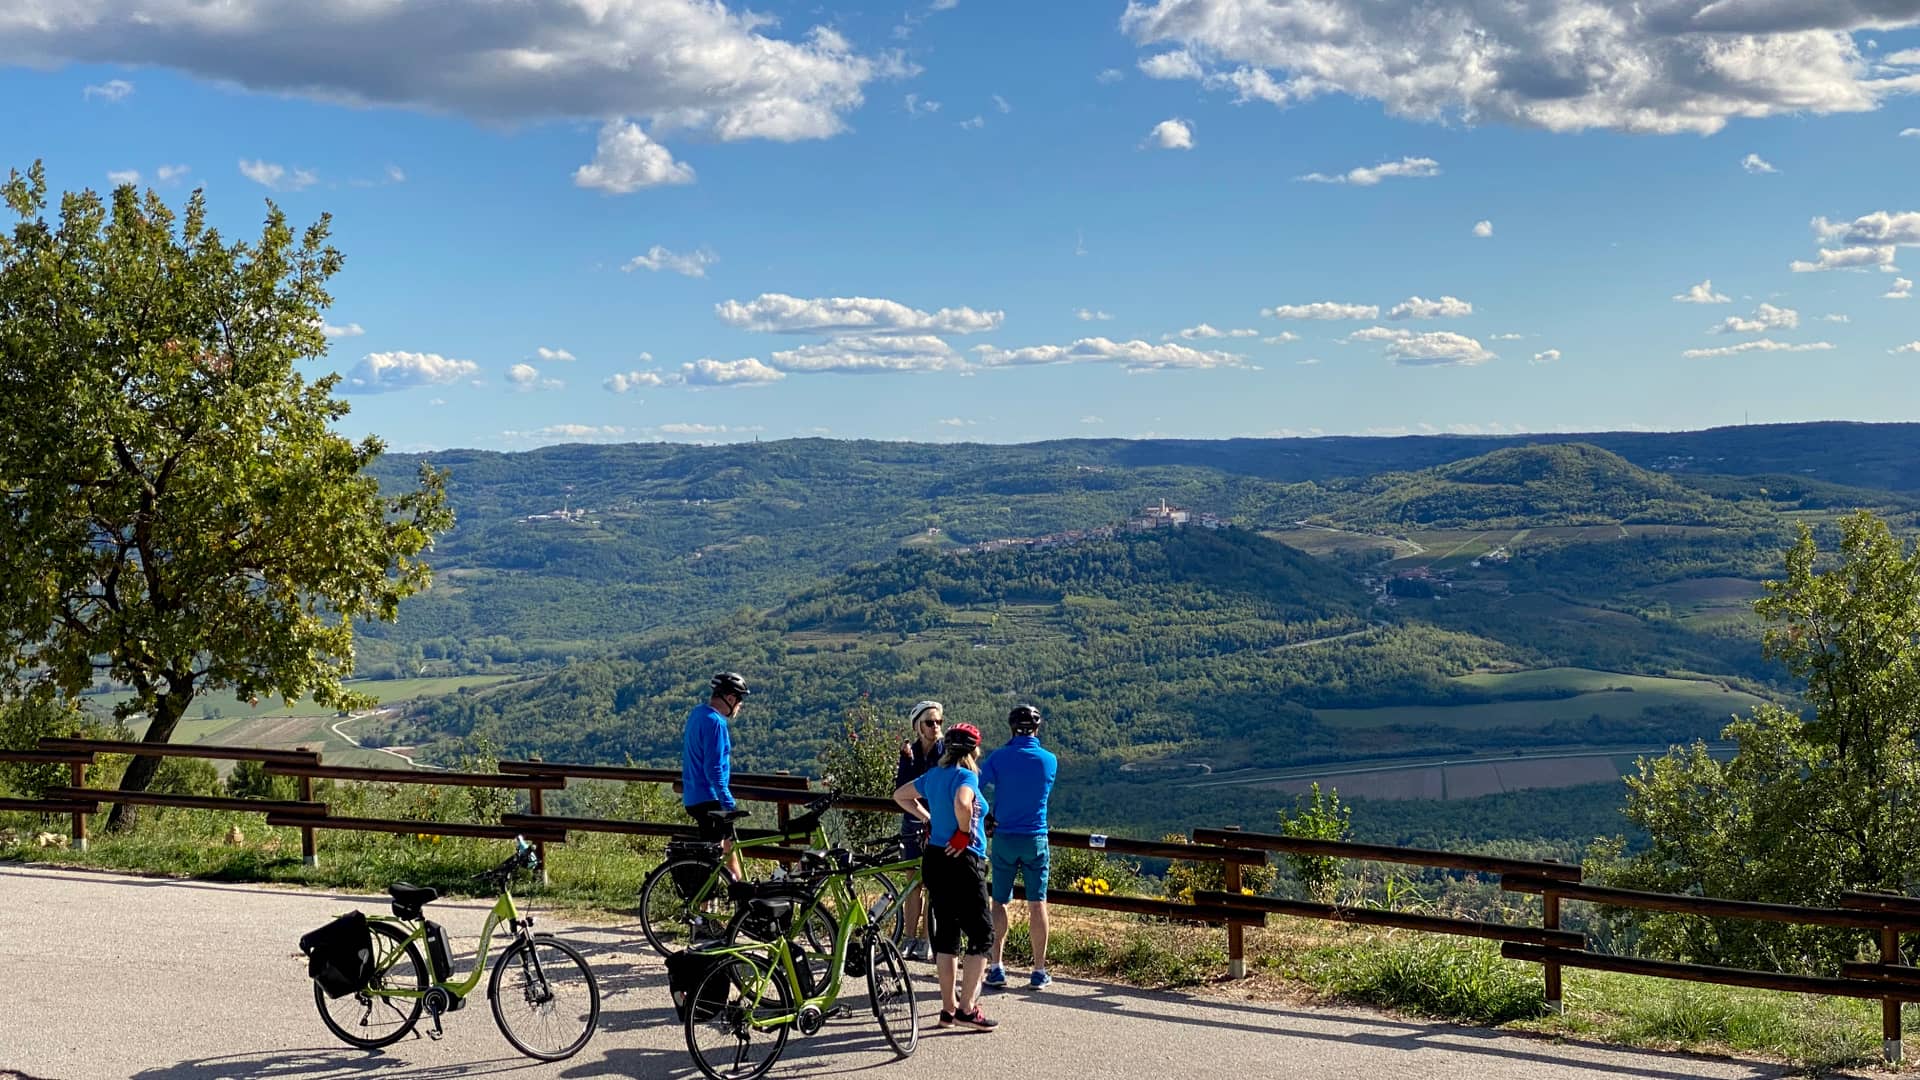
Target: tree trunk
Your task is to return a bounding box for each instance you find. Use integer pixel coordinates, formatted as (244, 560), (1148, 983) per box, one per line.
(105, 687), (190, 831)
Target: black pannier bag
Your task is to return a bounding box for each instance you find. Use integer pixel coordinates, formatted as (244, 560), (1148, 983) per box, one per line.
(300, 910), (374, 999)
(667, 948), (735, 1023)
(666, 839), (724, 897)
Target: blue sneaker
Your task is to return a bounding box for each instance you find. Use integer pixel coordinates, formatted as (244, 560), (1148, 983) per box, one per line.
(983, 964), (1007, 988)
(1028, 969), (1052, 990)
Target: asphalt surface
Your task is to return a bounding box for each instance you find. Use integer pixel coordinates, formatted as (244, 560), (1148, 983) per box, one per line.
(0, 863), (1800, 1080)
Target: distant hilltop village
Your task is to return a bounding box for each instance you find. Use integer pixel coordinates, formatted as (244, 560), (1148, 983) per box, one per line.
(955, 499), (1225, 555)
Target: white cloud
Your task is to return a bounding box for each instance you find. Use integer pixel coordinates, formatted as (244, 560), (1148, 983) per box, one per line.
(19, 2), (888, 164)
(1886, 48), (1920, 65)
(428, 398), (447, 407)
(83, 78), (133, 102)
(767, 335), (963, 373)
(623, 244), (718, 277)
(1713, 302), (1800, 333)
(1140, 51), (1205, 80)
(507, 363), (539, 386)
(930, 0), (960, 10)
(1075, 308), (1114, 321)
(536, 346), (576, 362)
(1813, 210), (1920, 246)
(1295, 357), (1323, 365)
(604, 370), (672, 393)
(1347, 327), (1497, 366)
(1263, 331), (1300, 343)
(504, 424), (629, 443)
(106, 169), (140, 186)
(1887, 277), (1915, 299)
(959, 114), (985, 129)
(1166, 323), (1258, 340)
(1893, 341), (1920, 353)
(937, 417), (974, 427)
(1473, 220), (1493, 238)
(1820, 313), (1851, 322)
(386, 164), (406, 183)
(904, 93), (941, 116)
(660, 422), (765, 435)
(155, 164), (190, 183)
(1120, 0), (1920, 136)
(1490, 332), (1526, 341)
(321, 321), (365, 339)
(1388, 295), (1474, 320)
(993, 94), (1011, 113)
(973, 337), (1249, 371)
(1297, 156), (1439, 186)
(1080, 415), (1104, 424)
(1673, 278), (1731, 303)
(1262, 301), (1380, 320)
(716, 293), (1002, 335)
(574, 120), (695, 193)
(1097, 68), (1126, 84)
(682, 357), (786, 386)
(1903, 128), (1920, 138)
(1791, 245), (1899, 272)
(239, 159), (317, 191)
(1146, 118), (1194, 150)
(1531, 348), (1562, 365)
(1681, 339), (1838, 358)
(1741, 153), (1778, 173)
(343, 350), (478, 393)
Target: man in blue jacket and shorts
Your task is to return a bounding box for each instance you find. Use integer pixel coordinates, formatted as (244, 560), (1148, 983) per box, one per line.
(979, 703), (1058, 989)
(682, 671), (749, 881)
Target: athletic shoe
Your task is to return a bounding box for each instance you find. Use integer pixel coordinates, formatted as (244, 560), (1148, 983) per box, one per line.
(906, 939), (932, 962)
(983, 964), (1007, 988)
(954, 1007), (999, 1032)
(937, 1010), (955, 1028)
(1028, 969), (1052, 990)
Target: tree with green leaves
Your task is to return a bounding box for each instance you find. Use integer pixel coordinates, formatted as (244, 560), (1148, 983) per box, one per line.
(0, 163), (452, 827)
(1592, 511), (1920, 969)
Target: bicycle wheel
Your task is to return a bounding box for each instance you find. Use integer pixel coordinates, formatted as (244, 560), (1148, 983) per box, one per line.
(314, 920), (426, 1050)
(685, 950), (792, 1080)
(641, 857), (729, 956)
(724, 899), (835, 994)
(866, 935), (918, 1056)
(489, 934), (601, 1061)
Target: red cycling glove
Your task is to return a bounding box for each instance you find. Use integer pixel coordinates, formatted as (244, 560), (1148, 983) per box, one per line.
(944, 829), (972, 857)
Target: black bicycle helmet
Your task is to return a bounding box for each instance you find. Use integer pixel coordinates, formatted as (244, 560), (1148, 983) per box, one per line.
(1008, 703), (1041, 734)
(710, 671), (751, 697)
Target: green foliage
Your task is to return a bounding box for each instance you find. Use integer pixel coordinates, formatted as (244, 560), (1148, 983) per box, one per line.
(1279, 783), (1352, 902)
(815, 700), (904, 846)
(0, 695), (93, 797)
(1048, 844), (1149, 897)
(1288, 933), (1544, 1023)
(1595, 511), (1920, 970)
(0, 163), (453, 816)
(452, 734), (514, 823)
(1160, 832), (1277, 901)
(225, 759), (299, 802)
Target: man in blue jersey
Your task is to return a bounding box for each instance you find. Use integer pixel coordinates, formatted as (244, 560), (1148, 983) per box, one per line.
(978, 703), (1059, 989)
(682, 671), (749, 881)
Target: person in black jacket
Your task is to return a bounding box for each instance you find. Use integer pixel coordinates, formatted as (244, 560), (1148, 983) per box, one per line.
(893, 700), (944, 961)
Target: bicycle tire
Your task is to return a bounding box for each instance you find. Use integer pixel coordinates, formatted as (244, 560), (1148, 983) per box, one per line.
(853, 870), (905, 950)
(489, 934), (601, 1061)
(640, 857), (730, 956)
(314, 920), (426, 1050)
(866, 935), (918, 1057)
(684, 950), (792, 1080)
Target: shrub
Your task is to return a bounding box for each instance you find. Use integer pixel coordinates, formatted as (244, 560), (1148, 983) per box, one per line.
(1049, 844), (1147, 897)
(1161, 832), (1278, 902)
(1279, 782), (1351, 902)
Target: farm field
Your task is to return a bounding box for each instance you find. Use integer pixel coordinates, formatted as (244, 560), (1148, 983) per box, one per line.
(1315, 668), (1767, 731)
(1186, 742), (1740, 801)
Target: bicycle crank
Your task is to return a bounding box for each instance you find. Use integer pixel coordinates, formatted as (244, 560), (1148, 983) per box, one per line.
(796, 1005), (826, 1036)
(423, 986), (454, 1040)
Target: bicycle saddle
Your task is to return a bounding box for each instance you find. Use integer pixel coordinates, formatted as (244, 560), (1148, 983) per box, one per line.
(389, 882), (439, 919)
(709, 808), (752, 822)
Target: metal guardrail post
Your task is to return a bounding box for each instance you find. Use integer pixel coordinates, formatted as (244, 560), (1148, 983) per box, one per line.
(297, 773), (318, 868)
(1543, 887), (1563, 1014)
(1222, 825), (1246, 979)
(1885, 926), (1903, 1064)
(69, 760), (87, 852)
(528, 784), (551, 885)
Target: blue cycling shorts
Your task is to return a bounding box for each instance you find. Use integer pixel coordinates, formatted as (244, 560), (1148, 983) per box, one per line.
(989, 833), (1049, 904)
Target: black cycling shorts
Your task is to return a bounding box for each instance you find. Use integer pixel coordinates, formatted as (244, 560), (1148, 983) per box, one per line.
(923, 849), (992, 957)
(685, 800), (737, 843)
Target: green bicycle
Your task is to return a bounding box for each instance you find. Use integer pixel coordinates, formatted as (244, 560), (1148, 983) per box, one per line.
(673, 845), (919, 1080)
(640, 795), (912, 956)
(301, 839), (601, 1061)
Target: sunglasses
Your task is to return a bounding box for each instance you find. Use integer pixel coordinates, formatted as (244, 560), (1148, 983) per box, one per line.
(919, 718), (941, 727)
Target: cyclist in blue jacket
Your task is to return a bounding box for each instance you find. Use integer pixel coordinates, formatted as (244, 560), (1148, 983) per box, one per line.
(979, 703), (1058, 989)
(682, 671), (749, 881)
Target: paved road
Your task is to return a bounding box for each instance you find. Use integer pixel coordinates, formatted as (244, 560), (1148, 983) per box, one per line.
(0, 864), (1797, 1080)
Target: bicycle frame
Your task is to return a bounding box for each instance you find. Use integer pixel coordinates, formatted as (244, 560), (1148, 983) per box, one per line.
(364, 888), (526, 1002)
(677, 822), (829, 910)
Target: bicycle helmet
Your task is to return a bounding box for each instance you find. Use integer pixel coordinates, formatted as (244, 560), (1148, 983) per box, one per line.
(710, 671), (751, 697)
(907, 700), (943, 726)
(1008, 703), (1041, 734)
(944, 723), (982, 751)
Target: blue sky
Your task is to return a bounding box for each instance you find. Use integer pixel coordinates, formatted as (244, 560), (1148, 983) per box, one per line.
(4, 1), (1920, 449)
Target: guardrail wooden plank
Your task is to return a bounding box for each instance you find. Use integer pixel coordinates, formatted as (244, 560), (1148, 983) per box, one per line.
(264, 814), (566, 842)
(499, 761), (813, 789)
(1842, 892), (1920, 916)
(1842, 962), (1920, 987)
(1503, 875), (1920, 931)
(1195, 827), (1580, 879)
(45, 787), (327, 816)
(1008, 884), (1245, 925)
(1051, 831), (1269, 864)
(1195, 890), (1586, 948)
(1504, 943), (1920, 1001)
(39, 738), (320, 766)
(263, 763), (564, 788)
(0, 798), (94, 814)
(0, 749), (95, 764)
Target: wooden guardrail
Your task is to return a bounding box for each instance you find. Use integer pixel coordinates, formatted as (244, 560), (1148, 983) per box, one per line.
(6, 736), (1918, 1062)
